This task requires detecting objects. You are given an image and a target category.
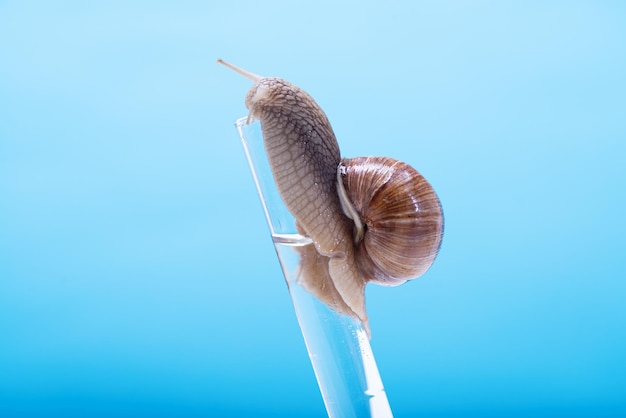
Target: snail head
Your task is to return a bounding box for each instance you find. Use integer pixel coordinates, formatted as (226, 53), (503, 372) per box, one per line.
(217, 59), (317, 123)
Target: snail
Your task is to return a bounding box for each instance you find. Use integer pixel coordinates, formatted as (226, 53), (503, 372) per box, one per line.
(218, 59), (443, 336)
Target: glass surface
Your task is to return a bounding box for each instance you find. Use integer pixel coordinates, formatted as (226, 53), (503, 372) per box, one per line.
(235, 117), (393, 418)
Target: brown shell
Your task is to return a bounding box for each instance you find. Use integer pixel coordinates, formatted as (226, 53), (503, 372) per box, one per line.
(340, 156), (444, 286)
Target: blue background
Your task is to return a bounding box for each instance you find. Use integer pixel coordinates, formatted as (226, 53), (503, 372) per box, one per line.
(1, 1), (625, 417)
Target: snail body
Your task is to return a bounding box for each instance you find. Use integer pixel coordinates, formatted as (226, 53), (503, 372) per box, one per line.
(218, 59), (443, 336)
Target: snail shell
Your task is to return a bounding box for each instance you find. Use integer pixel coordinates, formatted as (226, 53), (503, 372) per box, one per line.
(218, 59), (444, 336)
(339, 156), (443, 287)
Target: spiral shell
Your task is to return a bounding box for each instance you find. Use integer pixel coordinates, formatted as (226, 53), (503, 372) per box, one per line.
(339, 156), (444, 286)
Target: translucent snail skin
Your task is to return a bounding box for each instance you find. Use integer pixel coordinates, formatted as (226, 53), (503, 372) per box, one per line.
(219, 59), (443, 336)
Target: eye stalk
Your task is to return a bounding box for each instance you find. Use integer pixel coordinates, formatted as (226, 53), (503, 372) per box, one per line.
(217, 58), (263, 83)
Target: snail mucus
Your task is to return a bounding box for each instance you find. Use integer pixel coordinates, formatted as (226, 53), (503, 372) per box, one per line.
(218, 59), (444, 337)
